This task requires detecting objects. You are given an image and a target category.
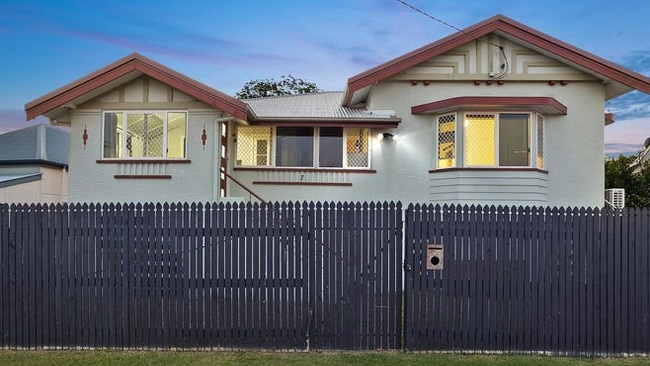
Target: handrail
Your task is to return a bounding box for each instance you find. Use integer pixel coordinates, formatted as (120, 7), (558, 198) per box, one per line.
(221, 167), (266, 203)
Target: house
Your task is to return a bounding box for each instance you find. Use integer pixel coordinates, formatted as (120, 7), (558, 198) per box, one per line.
(25, 15), (650, 207)
(632, 137), (650, 173)
(0, 124), (69, 204)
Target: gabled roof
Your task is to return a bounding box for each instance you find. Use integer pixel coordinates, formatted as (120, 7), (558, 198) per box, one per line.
(343, 14), (650, 106)
(0, 124), (69, 168)
(25, 53), (248, 121)
(244, 92), (400, 127)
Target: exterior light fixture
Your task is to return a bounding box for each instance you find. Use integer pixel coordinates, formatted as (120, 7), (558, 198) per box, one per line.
(377, 132), (397, 141)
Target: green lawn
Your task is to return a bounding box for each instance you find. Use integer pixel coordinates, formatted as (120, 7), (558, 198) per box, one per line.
(1, 350), (648, 366)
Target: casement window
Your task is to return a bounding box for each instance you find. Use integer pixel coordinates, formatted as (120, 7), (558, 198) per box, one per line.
(436, 112), (544, 169)
(103, 111), (187, 159)
(236, 126), (370, 168)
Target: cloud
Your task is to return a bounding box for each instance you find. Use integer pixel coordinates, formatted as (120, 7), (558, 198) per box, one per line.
(606, 91), (650, 120)
(620, 50), (650, 75)
(605, 143), (644, 156)
(605, 116), (650, 156)
(606, 52), (650, 120)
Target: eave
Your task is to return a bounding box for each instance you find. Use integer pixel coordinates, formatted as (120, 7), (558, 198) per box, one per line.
(411, 96), (568, 115)
(25, 53), (248, 121)
(248, 117), (401, 129)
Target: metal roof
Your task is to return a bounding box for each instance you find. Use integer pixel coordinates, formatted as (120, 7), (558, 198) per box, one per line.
(244, 92), (398, 121)
(0, 173), (42, 189)
(0, 124), (69, 167)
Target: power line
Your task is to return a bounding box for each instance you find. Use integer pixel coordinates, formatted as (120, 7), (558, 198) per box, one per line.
(393, 0), (462, 33)
(393, 0), (510, 79)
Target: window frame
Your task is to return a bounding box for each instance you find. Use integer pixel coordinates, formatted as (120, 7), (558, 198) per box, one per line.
(101, 110), (188, 160)
(435, 110), (543, 169)
(235, 126), (372, 169)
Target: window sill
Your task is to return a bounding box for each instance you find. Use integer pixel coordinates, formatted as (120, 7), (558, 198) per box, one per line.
(235, 167), (376, 173)
(97, 159), (191, 164)
(253, 181), (352, 187)
(429, 167), (548, 174)
(114, 175), (172, 179)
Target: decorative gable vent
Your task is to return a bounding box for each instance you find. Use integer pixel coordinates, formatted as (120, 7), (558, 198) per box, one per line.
(604, 188), (625, 209)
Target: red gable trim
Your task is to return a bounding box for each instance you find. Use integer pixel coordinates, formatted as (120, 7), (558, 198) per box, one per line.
(25, 53), (248, 121)
(344, 14), (650, 105)
(411, 96), (567, 115)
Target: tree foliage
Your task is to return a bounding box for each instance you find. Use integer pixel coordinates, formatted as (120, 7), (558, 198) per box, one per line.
(605, 154), (650, 208)
(235, 75), (320, 99)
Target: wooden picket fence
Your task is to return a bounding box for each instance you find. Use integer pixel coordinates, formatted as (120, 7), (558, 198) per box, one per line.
(0, 201), (403, 350)
(1, 201), (650, 355)
(404, 204), (650, 355)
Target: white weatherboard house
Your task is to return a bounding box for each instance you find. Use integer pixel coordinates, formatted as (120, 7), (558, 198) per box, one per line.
(25, 15), (650, 207)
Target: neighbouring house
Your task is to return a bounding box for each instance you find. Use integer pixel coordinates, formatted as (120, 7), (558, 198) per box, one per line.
(24, 15), (650, 207)
(0, 124), (69, 204)
(632, 137), (650, 173)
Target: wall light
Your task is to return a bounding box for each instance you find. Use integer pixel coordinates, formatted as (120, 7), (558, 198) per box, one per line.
(377, 132), (395, 141)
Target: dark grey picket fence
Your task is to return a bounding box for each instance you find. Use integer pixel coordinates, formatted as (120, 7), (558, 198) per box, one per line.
(404, 204), (650, 355)
(0, 201), (403, 350)
(1, 201), (649, 355)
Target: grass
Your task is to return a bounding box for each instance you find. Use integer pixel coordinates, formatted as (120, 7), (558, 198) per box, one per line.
(1, 350), (649, 366)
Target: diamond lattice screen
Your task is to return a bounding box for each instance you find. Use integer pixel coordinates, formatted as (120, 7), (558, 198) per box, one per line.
(236, 126), (272, 166)
(127, 113), (164, 157)
(437, 114), (456, 168)
(464, 113), (495, 166)
(345, 128), (370, 167)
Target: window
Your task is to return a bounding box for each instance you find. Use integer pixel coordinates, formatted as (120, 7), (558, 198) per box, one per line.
(436, 111), (542, 169)
(319, 127), (343, 167)
(276, 127), (314, 167)
(236, 126), (370, 168)
(346, 128), (370, 167)
(498, 114), (529, 166)
(537, 114), (544, 168)
(235, 126), (272, 166)
(437, 114), (456, 168)
(103, 111), (187, 159)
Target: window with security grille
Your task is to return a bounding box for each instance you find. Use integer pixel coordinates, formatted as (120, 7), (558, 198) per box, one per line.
(465, 113), (496, 166)
(102, 111), (186, 159)
(437, 114), (455, 168)
(346, 128), (370, 167)
(462, 112), (532, 167)
(236, 126), (272, 166)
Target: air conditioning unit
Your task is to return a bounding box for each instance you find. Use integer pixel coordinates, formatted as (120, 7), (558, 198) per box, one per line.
(604, 188), (625, 209)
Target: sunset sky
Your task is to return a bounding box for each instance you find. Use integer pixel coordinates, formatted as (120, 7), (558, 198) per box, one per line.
(1, 0), (648, 154)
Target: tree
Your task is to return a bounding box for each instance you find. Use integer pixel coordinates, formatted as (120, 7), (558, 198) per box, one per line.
(235, 74), (320, 99)
(605, 154), (650, 208)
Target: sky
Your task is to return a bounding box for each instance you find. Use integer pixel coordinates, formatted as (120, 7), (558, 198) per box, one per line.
(1, 0), (649, 155)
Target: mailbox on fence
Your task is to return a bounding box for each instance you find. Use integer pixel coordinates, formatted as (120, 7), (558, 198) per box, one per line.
(426, 244), (443, 270)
